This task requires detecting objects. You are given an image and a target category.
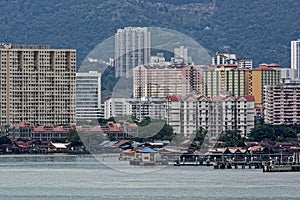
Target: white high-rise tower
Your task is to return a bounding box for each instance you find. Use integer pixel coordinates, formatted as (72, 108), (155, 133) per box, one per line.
(114, 27), (151, 78)
(291, 39), (300, 79)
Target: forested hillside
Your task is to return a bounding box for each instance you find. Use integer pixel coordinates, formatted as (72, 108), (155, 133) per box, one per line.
(0, 0), (299, 68)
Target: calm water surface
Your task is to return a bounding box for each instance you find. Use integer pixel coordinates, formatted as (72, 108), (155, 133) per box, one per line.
(0, 155), (299, 200)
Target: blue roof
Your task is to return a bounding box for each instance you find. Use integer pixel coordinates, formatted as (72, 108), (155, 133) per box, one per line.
(138, 147), (157, 153)
(132, 142), (145, 148)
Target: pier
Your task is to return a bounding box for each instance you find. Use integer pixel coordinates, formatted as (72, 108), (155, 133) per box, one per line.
(213, 161), (263, 169)
(167, 151), (300, 170)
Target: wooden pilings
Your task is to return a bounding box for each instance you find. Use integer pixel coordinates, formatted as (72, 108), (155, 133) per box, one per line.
(213, 161), (263, 169)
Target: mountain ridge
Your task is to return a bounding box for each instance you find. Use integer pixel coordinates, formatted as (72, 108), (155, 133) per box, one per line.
(0, 0), (299, 68)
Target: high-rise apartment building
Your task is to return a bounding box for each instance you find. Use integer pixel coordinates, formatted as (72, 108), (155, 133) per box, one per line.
(249, 64), (281, 105)
(291, 39), (300, 79)
(264, 80), (300, 125)
(114, 27), (151, 78)
(211, 52), (253, 69)
(203, 63), (281, 112)
(212, 52), (237, 65)
(76, 71), (101, 121)
(203, 64), (249, 98)
(281, 68), (296, 82)
(237, 58), (253, 69)
(133, 64), (203, 98)
(167, 94), (255, 138)
(174, 46), (188, 64)
(0, 43), (76, 126)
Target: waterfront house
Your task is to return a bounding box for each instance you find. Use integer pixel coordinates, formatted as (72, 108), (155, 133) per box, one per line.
(137, 147), (158, 165)
(50, 142), (70, 153)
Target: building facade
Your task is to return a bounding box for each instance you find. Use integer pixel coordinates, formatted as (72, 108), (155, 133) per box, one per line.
(249, 64), (281, 105)
(1, 122), (71, 141)
(133, 64), (203, 98)
(104, 97), (167, 121)
(264, 80), (300, 125)
(291, 39), (300, 79)
(76, 71), (101, 122)
(211, 52), (252, 69)
(114, 27), (151, 78)
(203, 64), (249, 98)
(281, 68), (296, 82)
(167, 95), (255, 138)
(174, 46), (188, 64)
(0, 43), (76, 126)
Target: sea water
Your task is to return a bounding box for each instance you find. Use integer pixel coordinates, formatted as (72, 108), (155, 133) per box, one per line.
(0, 155), (299, 200)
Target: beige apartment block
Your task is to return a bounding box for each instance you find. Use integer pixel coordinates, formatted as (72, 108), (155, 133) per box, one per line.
(133, 64), (203, 98)
(264, 80), (300, 125)
(0, 43), (76, 126)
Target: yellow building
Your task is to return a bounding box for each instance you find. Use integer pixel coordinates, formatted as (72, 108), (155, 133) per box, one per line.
(203, 63), (281, 117)
(249, 64), (281, 105)
(203, 64), (249, 97)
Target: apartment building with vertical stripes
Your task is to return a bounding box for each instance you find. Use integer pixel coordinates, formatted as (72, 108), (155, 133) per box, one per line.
(0, 43), (76, 126)
(264, 79), (300, 125)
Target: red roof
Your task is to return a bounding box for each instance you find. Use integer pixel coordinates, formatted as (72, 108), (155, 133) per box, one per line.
(51, 126), (67, 132)
(33, 126), (46, 132)
(236, 95), (255, 101)
(217, 64), (237, 67)
(168, 96), (181, 101)
(88, 126), (104, 132)
(15, 141), (31, 148)
(122, 149), (134, 153)
(248, 145), (264, 151)
(232, 68), (249, 71)
(114, 140), (128, 148)
(33, 126), (68, 132)
(252, 67), (274, 71)
(267, 63), (280, 67)
(18, 121), (32, 127)
(196, 96), (211, 101)
(107, 123), (122, 132)
(213, 95), (234, 101)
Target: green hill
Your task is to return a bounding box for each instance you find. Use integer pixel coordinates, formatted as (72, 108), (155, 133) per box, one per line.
(0, 0), (299, 68)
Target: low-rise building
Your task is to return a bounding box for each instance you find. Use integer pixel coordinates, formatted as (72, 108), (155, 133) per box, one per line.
(104, 97), (167, 121)
(1, 122), (70, 141)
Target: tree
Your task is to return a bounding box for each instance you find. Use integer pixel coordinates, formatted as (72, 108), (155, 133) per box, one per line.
(0, 136), (11, 145)
(248, 124), (276, 142)
(150, 123), (174, 141)
(248, 124), (298, 142)
(219, 130), (245, 147)
(189, 127), (208, 150)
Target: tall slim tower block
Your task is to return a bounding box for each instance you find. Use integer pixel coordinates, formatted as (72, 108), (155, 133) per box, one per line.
(76, 71), (101, 121)
(0, 43), (76, 126)
(291, 39), (300, 79)
(174, 46), (188, 64)
(114, 27), (151, 78)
